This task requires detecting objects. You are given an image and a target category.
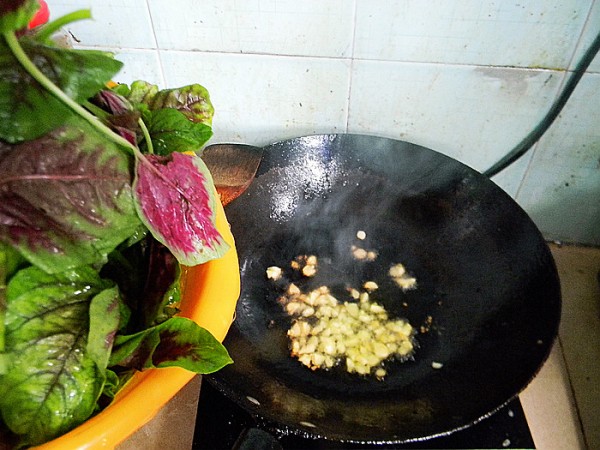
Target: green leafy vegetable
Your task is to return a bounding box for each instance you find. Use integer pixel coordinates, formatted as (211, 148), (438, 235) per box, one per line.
(113, 81), (214, 154)
(0, 118), (141, 273)
(87, 286), (124, 375)
(110, 316), (232, 374)
(113, 79), (158, 106)
(133, 152), (229, 266)
(115, 81), (214, 127)
(148, 84), (214, 126)
(0, 5), (234, 447)
(0, 266), (116, 446)
(0, 37), (122, 143)
(144, 108), (213, 155)
(100, 237), (180, 331)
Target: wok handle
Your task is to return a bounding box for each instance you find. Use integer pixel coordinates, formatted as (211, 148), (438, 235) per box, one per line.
(232, 427), (283, 450)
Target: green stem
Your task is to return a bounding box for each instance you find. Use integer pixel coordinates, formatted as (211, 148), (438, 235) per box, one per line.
(3, 30), (170, 191)
(2, 30), (138, 156)
(138, 118), (154, 154)
(33, 9), (92, 43)
(83, 100), (110, 119)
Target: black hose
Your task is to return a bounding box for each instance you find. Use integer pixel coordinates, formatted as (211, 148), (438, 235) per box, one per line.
(483, 29), (600, 178)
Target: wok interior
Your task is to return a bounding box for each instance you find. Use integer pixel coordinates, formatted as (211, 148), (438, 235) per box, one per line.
(211, 134), (561, 443)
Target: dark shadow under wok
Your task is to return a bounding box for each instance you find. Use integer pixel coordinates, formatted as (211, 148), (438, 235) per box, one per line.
(209, 134), (561, 444)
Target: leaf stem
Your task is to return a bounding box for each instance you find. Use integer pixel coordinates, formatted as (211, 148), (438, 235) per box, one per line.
(83, 100), (110, 119)
(33, 9), (92, 43)
(3, 30), (183, 211)
(2, 30), (138, 156)
(138, 118), (154, 154)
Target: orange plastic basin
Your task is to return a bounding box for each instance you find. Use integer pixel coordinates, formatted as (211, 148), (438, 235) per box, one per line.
(34, 198), (240, 449)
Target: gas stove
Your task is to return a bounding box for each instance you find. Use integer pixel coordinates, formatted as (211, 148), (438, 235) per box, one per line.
(193, 379), (535, 449)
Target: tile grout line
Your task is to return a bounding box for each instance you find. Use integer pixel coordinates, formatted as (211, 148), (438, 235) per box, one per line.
(67, 44), (600, 75)
(144, 0), (167, 88)
(344, 0), (359, 133)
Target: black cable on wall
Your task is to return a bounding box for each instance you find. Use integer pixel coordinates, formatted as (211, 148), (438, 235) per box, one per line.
(484, 30), (600, 178)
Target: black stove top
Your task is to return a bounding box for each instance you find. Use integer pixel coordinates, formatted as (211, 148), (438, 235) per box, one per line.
(193, 380), (535, 450)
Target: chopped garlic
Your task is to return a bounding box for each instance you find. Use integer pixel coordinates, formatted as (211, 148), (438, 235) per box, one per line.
(366, 251), (378, 261)
(389, 263), (417, 291)
(356, 230), (367, 240)
(302, 264), (317, 277)
(348, 287), (360, 299)
(268, 253), (419, 380)
(395, 276), (417, 291)
(266, 266), (283, 281)
(352, 246), (368, 260)
(287, 283), (301, 296)
(363, 281), (379, 291)
(389, 263), (406, 278)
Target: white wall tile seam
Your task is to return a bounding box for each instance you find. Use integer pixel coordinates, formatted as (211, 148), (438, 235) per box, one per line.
(67, 46), (600, 74)
(345, 0), (359, 133)
(66, 43), (600, 78)
(140, 0), (159, 49)
(143, 0), (166, 87)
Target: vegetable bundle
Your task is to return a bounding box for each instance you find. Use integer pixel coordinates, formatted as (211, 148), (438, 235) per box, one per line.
(0, 1), (233, 446)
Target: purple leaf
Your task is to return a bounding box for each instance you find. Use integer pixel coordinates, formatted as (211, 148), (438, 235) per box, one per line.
(92, 90), (140, 146)
(94, 90), (132, 116)
(133, 152), (229, 266)
(0, 122), (141, 273)
(109, 317), (232, 374)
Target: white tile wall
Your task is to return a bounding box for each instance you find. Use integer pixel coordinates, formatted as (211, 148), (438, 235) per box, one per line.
(106, 49), (165, 86)
(159, 51), (351, 145)
(49, 0), (156, 49)
(353, 0), (591, 68)
(571, 0), (600, 73)
(347, 62), (564, 172)
(516, 73), (600, 245)
(46, 0), (600, 245)
(148, 0), (355, 57)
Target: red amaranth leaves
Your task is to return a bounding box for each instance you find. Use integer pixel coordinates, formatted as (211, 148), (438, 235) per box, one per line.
(133, 151), (228, 266)
(0, 124), (141, 273)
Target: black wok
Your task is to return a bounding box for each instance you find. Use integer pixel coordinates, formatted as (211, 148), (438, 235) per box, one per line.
(208, 134), (561, 444)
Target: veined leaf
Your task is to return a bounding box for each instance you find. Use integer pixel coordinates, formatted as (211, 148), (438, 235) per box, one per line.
(149, 84), (214, 126)
(110, 316), (232, 374)
(133, 152), (229, 266)
(0, 119), (142, 273)
(115, 81), (214, 127)
(93, 89), (141, 145)
(0, 243), (25, 375)
(87, 286), (122, 375)
(0, 37), (123, 143)
(113, 79), (158, 106)
(0, 266), (114, 446)
(113, 81), (214, 154)
(145, 108), (213, 155)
